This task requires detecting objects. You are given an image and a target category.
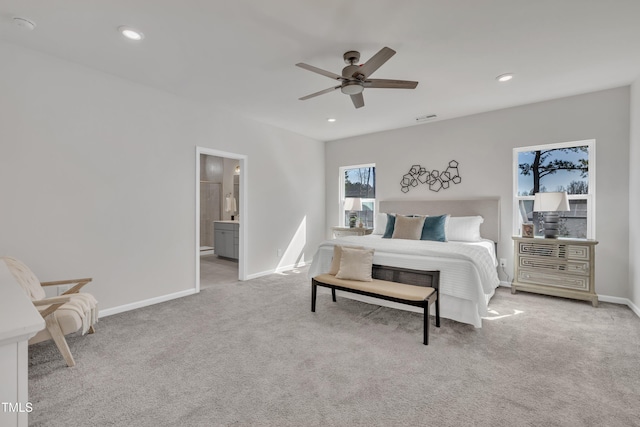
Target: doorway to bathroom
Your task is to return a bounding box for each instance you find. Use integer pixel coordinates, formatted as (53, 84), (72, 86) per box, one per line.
(195, 147), (247, 292)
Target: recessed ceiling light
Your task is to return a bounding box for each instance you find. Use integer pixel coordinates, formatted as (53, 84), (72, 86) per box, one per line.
(496, 73), (514, 82)
(118, 26), (144, 41)
(13, 17), (36, 31)
(327, 118), (336, 122)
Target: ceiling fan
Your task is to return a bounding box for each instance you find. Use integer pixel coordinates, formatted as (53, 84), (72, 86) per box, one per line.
(296, 47), (418, 109)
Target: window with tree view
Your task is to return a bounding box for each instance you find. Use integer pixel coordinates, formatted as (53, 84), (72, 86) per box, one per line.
(514, 140), (594, 239)
(342, 165), (375, 228)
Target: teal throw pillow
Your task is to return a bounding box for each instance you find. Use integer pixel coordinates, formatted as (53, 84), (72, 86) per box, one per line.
(382, 214), (396, 238)
(421, 214), (449, 242)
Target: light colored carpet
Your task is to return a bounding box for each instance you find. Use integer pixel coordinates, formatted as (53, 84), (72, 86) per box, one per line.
(28, 267), (640, 426)
(200, 254), (238, 289)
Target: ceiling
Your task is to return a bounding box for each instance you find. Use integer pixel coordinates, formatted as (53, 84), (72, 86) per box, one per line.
(1, 1), (640, 141)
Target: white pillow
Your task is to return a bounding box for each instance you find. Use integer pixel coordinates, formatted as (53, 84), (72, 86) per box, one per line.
(446, 216), (484, 241)
(336, 247), (375, 282)
(372, 213), (388, 235)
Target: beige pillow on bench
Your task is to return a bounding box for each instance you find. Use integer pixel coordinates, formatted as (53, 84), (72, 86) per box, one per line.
(335, 247), (375, 282)
(329, 244), (364, 275)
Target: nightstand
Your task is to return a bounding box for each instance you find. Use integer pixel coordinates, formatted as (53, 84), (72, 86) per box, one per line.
(511, 236), (598, 306)
(331, 226), (373, 238)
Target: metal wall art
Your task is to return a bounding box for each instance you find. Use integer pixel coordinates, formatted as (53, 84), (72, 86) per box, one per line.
(400, 160), (461, 193)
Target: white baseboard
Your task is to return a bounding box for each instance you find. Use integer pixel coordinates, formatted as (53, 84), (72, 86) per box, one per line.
(497, 285), (639, 319)
(246, 261), (308, 280)
(628, 299), (640, 318)
(598, 294), (629, 305)
(598, 294), (640, 319)
(98, 288), (198, 318)
(99, 262), (308, 318)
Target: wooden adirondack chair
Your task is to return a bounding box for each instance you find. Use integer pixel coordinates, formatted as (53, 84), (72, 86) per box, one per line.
(1, 257), (98, 367)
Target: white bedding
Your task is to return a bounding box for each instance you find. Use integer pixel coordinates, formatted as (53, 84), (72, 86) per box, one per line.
(308, 235), (500, 327)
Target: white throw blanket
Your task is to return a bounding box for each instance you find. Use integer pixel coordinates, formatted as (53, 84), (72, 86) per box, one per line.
(60, 293), (99, 334)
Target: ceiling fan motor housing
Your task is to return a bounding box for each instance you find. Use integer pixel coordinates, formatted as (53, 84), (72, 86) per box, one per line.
(342, 64), (361, 78)
(341, 63), (365, 95)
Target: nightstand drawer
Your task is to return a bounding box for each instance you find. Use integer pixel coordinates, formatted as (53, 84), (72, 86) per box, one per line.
(519, 257), (589, 275)
(333, 230), (354, 238)
(518, 269), (589, 291)
(567, 245), (589, 260)
(518, 242), (565, 258)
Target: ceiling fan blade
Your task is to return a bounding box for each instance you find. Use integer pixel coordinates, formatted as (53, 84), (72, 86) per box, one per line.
(364, 79), (419, 89)
(296, 63), (345, 81)
(350, 93), (365, 109)
(353, 47), (396, 79)
(299, 85), (341, 101)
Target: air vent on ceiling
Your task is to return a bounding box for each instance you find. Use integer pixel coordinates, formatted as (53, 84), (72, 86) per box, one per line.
(416, 114), (437, 122)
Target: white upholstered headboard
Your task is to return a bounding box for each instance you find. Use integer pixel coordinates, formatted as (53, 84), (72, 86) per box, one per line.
(379, 198), (501, 242)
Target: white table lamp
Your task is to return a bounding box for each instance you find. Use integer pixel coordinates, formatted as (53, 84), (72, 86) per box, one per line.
(533, 192), (570, 238)
(344, 198), (362, 228)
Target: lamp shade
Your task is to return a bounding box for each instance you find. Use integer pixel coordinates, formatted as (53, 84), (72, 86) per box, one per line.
(533, 192), (570, 212)
(344, 197), (362, 211)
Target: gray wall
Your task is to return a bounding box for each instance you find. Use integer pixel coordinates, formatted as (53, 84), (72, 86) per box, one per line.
(630, 79), (640, 310)
(326, 87), (630, 299)
(0, 41), (325, 311)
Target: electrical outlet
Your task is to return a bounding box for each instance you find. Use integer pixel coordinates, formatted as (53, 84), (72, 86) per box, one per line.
(499, 258), (507, 268)
(276, 248), (283, 258)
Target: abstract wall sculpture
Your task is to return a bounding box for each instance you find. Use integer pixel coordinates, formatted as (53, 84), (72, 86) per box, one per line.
(400, 160), (461, 193)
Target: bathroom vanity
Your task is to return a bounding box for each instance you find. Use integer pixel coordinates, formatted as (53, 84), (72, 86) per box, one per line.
(214, 221), (239, 260)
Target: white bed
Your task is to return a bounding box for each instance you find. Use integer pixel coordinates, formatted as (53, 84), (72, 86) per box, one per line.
(308, 198), (501, 328)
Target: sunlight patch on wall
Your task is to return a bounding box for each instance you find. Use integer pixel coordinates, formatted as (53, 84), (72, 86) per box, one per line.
(276, 216), (307, 272)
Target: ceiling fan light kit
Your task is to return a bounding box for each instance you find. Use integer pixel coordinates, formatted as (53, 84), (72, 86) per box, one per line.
(341, 80), (364, 95)
(296, 47), (418, 109)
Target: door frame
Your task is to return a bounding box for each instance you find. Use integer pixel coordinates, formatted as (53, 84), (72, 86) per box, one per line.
(195, 146), (248, 291)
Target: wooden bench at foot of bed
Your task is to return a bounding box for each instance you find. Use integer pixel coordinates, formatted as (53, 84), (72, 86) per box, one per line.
(311, 264), (440, 345)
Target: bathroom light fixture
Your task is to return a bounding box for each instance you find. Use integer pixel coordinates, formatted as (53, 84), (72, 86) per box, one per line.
(118, 26), (144, 41)
(496, 73), (514, 82)
(235, 165), (240, 174)
(327, 118), (336, 122)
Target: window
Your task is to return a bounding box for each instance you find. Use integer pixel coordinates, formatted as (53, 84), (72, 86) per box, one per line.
(513, 140), (595, 239)
(340, 164), (376, 228)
